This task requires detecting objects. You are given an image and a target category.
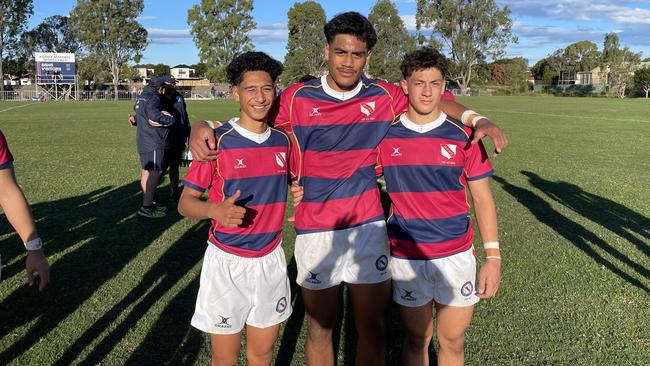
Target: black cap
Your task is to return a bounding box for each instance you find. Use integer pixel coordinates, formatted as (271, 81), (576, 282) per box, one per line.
(149, 76), (164, 88)
(162, 74), (176, 86)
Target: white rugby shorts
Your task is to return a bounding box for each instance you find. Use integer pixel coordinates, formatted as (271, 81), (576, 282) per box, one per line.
(191, 242), (292, 334)
(391, 247), (480, 307)
(294, 221), (391, 289)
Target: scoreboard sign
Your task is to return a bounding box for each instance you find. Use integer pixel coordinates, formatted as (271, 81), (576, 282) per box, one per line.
(35, 52), (76, 84)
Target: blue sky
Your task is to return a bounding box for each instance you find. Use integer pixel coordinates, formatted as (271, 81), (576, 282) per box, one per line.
(30, 0), (650, 67)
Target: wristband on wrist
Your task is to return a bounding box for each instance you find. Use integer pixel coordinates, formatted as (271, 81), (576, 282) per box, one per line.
(205, 120), (215, 129)
(483, 241), (500, 250)
(486, 256), (502, 260)
(24, 237), (43, 251)
(460, 110), (477, 126)
(471, 115), (488, 128)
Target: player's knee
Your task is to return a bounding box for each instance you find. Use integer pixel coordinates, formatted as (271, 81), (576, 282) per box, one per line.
(306, 317), (334, 344)
(437, 331), (465, 355)
(246, 346), (274, 365)
(405, 328), (433, 350)
(211, 353), (238, 366)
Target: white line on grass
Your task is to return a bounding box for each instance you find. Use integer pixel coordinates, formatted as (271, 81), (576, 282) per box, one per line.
(478, 108), (649, 123)
(0, 103), (35, 114)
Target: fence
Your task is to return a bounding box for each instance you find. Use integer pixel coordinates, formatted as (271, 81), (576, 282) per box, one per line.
(0, 90), (229, 101)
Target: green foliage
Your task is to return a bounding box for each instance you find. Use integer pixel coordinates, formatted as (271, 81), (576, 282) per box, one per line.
(69, 0), (147, 99)
(416, 0), (517, 95)
(187, 0), (256, 83)
(562, 40), (600, 72)
(368, 0), (416, 82)
(191, 62), (209, 78)
(16, 15), (79, 76)
(600, 32), (641, 98)
(0, 0), (34, 90)
(633, 66), (650, 97)
(281, 1), (326, 85)
(153, 63), (170, 76)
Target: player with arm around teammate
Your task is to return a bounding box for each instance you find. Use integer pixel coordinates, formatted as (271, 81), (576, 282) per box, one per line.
(177, 52), (292, 366)
(376, 47), (501, 366)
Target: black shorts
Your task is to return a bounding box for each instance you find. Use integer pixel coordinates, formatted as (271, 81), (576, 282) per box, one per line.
(140, 148), (167, 171)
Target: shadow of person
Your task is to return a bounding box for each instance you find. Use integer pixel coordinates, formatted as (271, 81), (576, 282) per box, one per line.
(493, 175), (649, 293)
(0, 181), (183, 364)
(521, 170), (649, 258)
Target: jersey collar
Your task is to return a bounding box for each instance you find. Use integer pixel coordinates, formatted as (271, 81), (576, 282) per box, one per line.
(228, 118), (271, 144)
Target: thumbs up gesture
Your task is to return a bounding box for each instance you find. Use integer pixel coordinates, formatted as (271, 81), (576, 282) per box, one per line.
(209, 190), (247, 228)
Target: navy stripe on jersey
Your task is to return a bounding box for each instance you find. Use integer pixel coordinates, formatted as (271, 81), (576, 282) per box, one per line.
(387, 214), (471, 243)
(383, 165), (465, 193)
(211, 230), (280, 252)
(183, 180), (206, 192)
(467, 169), (494, 181)
(217, 129), (288, 149)
(223, 174), (289, 206)
(387, 120), (469, 143)
(302, 165), (377, 202)
(293, 121), (391, 151)
(295, 213), (386, 235)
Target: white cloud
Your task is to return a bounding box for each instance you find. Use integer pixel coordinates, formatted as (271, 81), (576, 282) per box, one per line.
(499, 0), (650, 25)
(147, 28), (191, 38)
(137, 15), (156, 22)
(250, 23), (288, 43)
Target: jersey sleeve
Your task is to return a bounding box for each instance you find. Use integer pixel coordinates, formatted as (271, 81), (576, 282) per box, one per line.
(0, 130), (14, 170)
(271, 86), (296, 134)
(464, 140), (494, 181)
(383, 82), (408, 115)
(182, 160), (218, 192)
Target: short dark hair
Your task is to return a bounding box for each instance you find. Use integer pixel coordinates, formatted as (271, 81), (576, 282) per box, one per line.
(226, 51), (283, 86)
(324, 12), (377, 51)
(400, 47), (449, 79)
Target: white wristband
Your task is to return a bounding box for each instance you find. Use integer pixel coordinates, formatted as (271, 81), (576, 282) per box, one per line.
(460, 109), (477, 125)
(205, 120), (215, 129)
(483, 241), (500, 250)
(24, 237), (43, 251)
(471, 115), (487, 128)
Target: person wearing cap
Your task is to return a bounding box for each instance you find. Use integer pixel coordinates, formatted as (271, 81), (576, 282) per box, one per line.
(160, 74), (190, 201)
(134, 76), (175, 218)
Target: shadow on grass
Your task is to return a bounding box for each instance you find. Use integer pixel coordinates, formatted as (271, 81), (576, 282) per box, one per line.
(0, 182), (186, 364)
(493, 174), (649, 293)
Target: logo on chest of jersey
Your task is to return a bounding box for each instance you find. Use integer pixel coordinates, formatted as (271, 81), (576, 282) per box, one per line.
(440, 144), (458, 165)
(275, 152), (286, 168)
(360, 101), (375, 116)
(309, 107), (321, 117)
(234, 158), (247, 169)
(390, 147), (402, 157)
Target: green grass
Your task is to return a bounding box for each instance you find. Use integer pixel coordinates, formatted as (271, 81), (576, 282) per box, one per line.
(0, 96), (648, 365)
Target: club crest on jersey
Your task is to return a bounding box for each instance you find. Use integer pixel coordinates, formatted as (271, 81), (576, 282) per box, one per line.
(235, 158), (246, 169)
(441, 144), (457, 159)
(309, 107), (321, 117)
(391, 147), (402, 157)
(360, 101), (375, 116)
(275, 152), (286, 168)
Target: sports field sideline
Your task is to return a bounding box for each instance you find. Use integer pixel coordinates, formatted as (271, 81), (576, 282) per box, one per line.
(0, 96), (648, 365)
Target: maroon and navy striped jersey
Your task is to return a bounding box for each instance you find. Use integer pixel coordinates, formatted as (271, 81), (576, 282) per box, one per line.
(183, 119), (291, 258)
(0, 130), (14, 170)
(274, 75), (408, 234)
(377, 113), (493, 260)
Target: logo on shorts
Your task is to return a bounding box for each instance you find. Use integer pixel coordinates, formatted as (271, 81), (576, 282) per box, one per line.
(360, 101), (375, 116)
(460, 281), (474, 297)
(401, 289), (417, 301)
(375, 255), (388, 271)
(235, 158), (246, 169)
(391, 147), (402, 157)
(215, 315), (232, 329)
(306, 271), (321, 284)
(276, 297), (288, 313)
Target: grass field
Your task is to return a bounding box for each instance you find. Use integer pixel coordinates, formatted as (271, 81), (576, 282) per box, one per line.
(0, 96), (648, 365)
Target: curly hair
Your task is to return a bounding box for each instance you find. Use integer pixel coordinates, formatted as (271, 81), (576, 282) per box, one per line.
(324, 12), (377, 51)
(226, 51), (284, 86)
(400, 47), (449, 79)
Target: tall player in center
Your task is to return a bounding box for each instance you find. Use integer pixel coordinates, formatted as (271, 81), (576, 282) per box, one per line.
(189, 12), (508, 366)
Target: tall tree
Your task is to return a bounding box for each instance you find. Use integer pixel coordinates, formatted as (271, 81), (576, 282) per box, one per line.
(600, 32), (641, 98)
(368, 0), (416, 82)
(0, 0), (33, 91)
(70, 0), (147, 100)
(191, 62), (209, 78)
(188, 0), (256, 82)
(563, 40), (600, 72)
(634, 66), (650, 98)
(18, 15), (79, 76)
(282, 1), (326, 84)
(416, 0), (517, 95)
(153, 63), (170, 76)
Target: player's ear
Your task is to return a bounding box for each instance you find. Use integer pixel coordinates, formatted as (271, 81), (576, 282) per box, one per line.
(365, 50), (372, 66)
(323, 42), (330, 60)
(231, 85), (240, 102)
(400, 78), (408, 95)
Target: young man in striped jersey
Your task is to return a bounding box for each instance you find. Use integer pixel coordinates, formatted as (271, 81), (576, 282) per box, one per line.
(377, 47), (501, 366)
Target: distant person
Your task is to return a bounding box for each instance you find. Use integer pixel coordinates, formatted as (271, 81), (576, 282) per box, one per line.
(160, 75), (190, 201)
(0, 130), (50, 291)
(134, 76), (175, 218)
(177, 51), (292, 366)
(377, 47), (501, 366)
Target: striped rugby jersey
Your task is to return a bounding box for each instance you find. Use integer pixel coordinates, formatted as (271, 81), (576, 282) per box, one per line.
(377, 113), (493, 260)
(183, 119), (291, 258)
(274, 75), (408, 234)
(0, 130), (14, 170)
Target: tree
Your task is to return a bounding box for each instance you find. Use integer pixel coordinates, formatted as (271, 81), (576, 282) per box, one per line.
(188, 0), (255, 82)
(0, 0), (33, 91)
(191, 62), (209, 78)
(416, 0), (517, 95)
(600, 32), (641, 98)
(633, 66), (650, 98)
(70, 0), (147, 100)
(153, 63), (170, 76)
(368, 0), (416, 82)
(563, 40), (600, 72)
(489, 57), (527, 87)
(18, 15), (79, 77)
(282, 1), (326, 84)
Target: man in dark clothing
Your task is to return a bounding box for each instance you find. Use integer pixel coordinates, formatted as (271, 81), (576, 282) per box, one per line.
(135, 76), (175, 218)
(160, 75), (190, 201)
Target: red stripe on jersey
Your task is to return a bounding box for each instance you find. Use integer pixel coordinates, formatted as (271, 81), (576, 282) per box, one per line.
(390, 191), (469, 220)
(291, 95), (397, 127)
(219, 147), (289, 179)
(214, 202), (286, 234)
(381, 137), (469, 167)
(295, 189), (384, 231)
(390, 229), (473, 259)
(302, 149), (377, 179)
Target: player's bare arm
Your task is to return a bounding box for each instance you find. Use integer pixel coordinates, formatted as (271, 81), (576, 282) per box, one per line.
(467, 177), (501, 299)
(290, 181), (304, 207)
(439, 99), (509, 156)
(188, 120), (223, 161)
(0, 167), (50, 291)
(178, 187), (245, 228)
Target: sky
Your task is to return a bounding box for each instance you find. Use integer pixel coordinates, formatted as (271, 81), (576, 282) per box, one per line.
(30, 0), (650, 67)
